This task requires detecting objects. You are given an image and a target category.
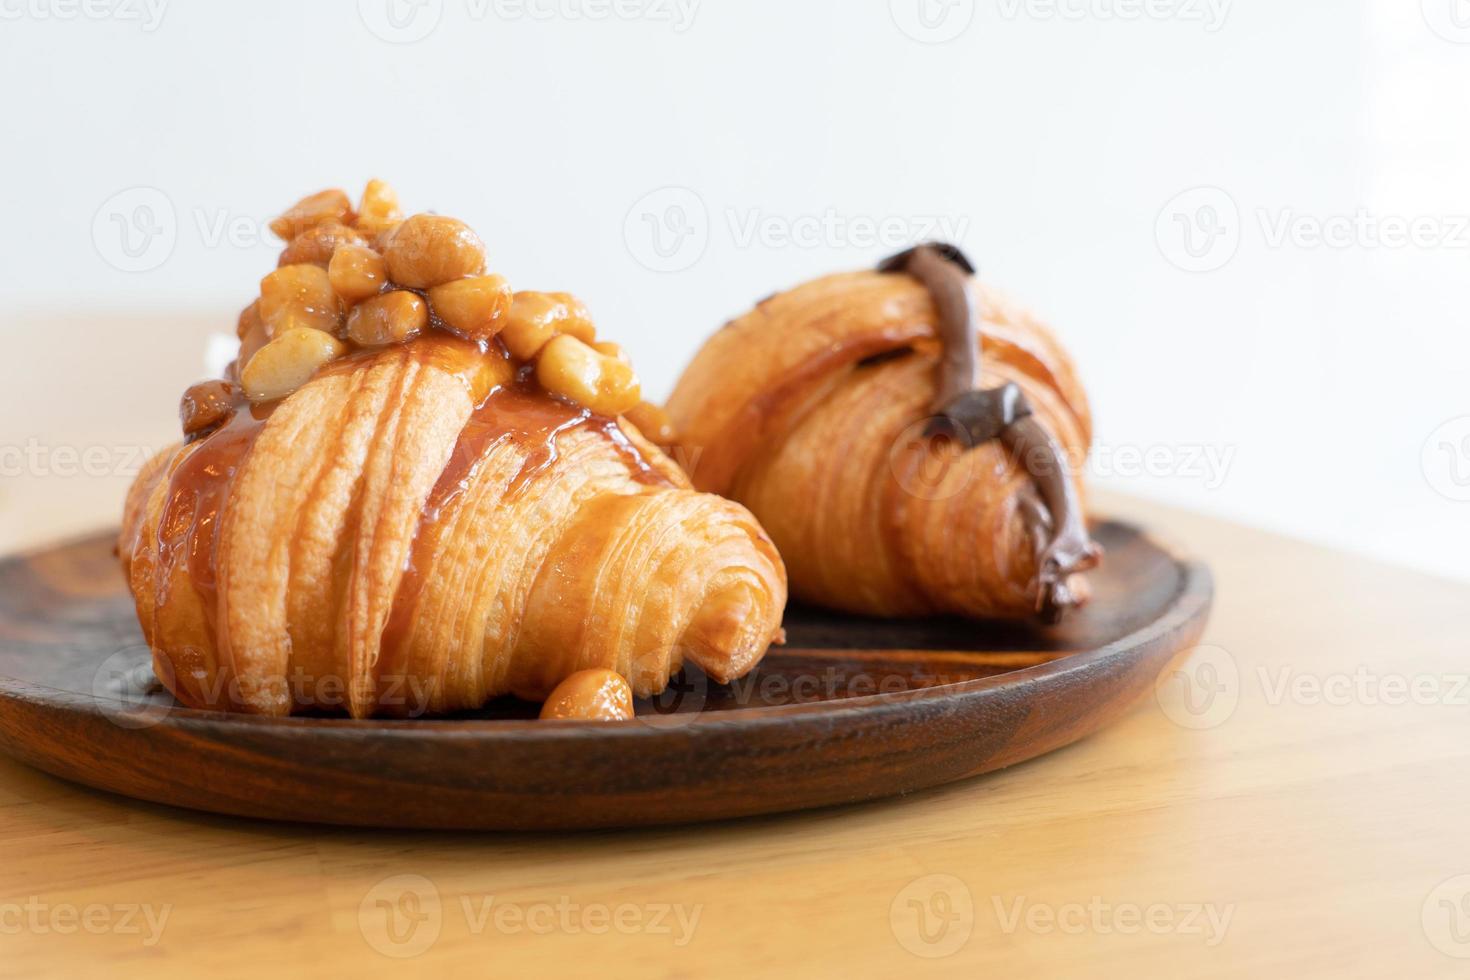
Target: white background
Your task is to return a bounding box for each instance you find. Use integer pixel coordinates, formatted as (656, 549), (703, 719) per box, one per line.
(0, 0), (1466, 580)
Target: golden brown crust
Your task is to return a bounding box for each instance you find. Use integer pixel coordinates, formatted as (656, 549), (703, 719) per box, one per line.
(665, 269), (1091, 620)
(120, 340), (787, 718)
(667, 271), (1091, 496)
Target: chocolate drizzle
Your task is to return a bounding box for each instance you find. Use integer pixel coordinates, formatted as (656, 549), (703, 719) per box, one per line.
(879, 243), (1101, 622)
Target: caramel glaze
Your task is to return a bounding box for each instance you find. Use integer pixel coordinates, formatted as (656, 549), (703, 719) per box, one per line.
(378, 376), (670, 666)
(154, 401), (269, 648)
(154, 332), (670, 707)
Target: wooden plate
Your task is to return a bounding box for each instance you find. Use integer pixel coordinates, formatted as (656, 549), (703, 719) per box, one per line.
(0, 519), (1210, 830)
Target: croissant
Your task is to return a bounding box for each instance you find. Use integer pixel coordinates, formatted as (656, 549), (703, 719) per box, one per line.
(119, 182), (786, 719)
(666, 244), (1100, 623)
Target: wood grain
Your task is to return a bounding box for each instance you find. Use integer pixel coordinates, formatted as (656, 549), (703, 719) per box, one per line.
(0, 520), (1209, 830)
(0, 494), (1466, 978)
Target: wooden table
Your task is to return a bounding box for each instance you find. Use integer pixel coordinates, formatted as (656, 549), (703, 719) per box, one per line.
(0, 492), (1465, 978)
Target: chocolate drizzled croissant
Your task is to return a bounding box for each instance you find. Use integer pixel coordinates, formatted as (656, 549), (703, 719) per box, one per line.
(665, 245), (1099, 623)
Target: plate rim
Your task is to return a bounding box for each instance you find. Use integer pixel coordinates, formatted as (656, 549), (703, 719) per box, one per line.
(0, 522), (1213, 740)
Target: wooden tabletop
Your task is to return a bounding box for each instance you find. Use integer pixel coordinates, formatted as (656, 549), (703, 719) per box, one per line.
(0, 491), (1465, 978)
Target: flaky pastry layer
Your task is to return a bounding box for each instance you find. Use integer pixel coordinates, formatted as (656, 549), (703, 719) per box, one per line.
(666, 270), (1091, 619)
(121, 341), (787, 718)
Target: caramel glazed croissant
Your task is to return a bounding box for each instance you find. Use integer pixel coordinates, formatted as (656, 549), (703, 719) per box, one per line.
(666, 244), (1101, 624)
(120, 182), (786, 720)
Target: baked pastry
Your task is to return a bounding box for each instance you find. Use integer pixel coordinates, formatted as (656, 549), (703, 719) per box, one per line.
(665, 244), (1099, 623)
(120, 182), (787, 720)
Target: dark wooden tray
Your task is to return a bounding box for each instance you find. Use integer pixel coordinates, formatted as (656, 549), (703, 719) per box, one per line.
(0, 519), (1210, 830)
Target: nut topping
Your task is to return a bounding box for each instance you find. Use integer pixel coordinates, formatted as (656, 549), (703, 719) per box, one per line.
(240, 327), (347, 403)
(381, 214), (486, 289)
(179, 380), (239, 438)
(192, 181), (660, 422)
(538, 669), (635, 722)
(346, 290), (428, 347)
(427, 274), (512, 341)
(269, 189), (351, 241)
